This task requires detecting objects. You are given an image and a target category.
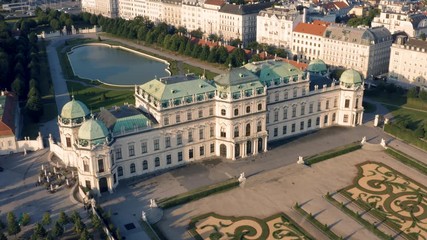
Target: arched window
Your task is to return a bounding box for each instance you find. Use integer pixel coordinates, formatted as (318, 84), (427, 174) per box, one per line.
(118, 166), (123, 176)
(130, 163), (136, 173)
(234, 109), (239, 116)
(246, 123), (251, 136)
(234, 126), (239, 138)
(258, 103), (262, 111)
(155, 157), (160, 167)
(143, 160), (148, 170)
(221, 109), (226, 116)
(246, 106), (251, 113)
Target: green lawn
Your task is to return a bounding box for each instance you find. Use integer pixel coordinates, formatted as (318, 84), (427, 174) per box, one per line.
(362, 101), (376, 113)
(388, 107), (427, 130)
(67, 81), (134, 112)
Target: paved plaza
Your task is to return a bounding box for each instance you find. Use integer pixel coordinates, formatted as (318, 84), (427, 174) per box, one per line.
(96, 122), (427, 240)
(0, 149), (86, 238)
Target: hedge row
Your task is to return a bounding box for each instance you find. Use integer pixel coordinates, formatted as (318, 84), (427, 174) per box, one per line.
(385, 148), (427, 175)
(384, 124), (427, 151)
(139, 220), (162, 240)
(305, 142), (362, 166)
(158, 178), (240, 209)
(294, 204), (341, 240)
(325, 194), (393, 240)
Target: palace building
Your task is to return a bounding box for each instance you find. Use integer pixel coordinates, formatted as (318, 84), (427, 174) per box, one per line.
(51, 60), (364, 195)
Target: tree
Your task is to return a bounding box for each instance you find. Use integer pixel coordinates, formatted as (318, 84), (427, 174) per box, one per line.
(190, 28), (203, 39)
(419, 90), (427, 101)
(73, 220), (85, 234)
(79, 229), (90, 240)
(0, 232), (7, 240)
(7, 213), (20, 237)
(33, 223), (47, 238)
(41, 212), (51, 226)
(71, 211), (81, 224)
(21, 213), (30, 226)
(420, 33), (426, 41)
(200, 45), (210, 61)
(58, 212), (70, 226)
(184, 39), (193, 56)
(191, 44), (202, 58)
(90, 15), (98, 25)
(415, 124), (425, 138)
(50, 19), (61, 31)
(207, 46), (218, 63)
(217, 46), (228, 64)
(51, 221), (64, 237)
(407, 87), (418, 98)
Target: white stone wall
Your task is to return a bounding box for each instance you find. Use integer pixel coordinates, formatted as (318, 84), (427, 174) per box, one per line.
(292, 32), (323, 63)
(389, 44), (427, 88)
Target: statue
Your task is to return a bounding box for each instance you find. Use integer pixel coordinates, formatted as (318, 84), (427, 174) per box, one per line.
(297, 156), (305, 165)
(141, 211), (147, 222)
(238, 172), (246, 183)
(23, 148), (27, 156)
(150, 199), (157, 208)
(361, 136), (366, 145)
(380, 138), (387, 148)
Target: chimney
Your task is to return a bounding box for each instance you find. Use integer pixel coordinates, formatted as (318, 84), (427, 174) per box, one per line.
(302, 8), (307, 23)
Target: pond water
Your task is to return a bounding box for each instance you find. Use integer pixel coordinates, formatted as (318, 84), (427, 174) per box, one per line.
(67, 45), (169, 86)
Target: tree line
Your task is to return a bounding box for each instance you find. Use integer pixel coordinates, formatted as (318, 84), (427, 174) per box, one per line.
(78, 13), (290, 67)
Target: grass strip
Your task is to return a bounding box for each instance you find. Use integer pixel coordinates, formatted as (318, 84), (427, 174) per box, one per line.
(158, 178), (239, 209)
(305, 142), (362, 166)
(384, 124), (427, 152)
(325, 194), (393, 240)
(385, 147), (427, 175)
(293, 204), (341, 240)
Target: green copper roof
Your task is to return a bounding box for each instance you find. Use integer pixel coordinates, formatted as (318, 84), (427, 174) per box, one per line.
(245, 61), (303, 81)
(112, 115), (149, 135)
(140, 78), (216, 101)
(78, 118), (109, 141)
(340, 69), (362, 86)
(61, 97), (90, 119)
(307, 59), (327, 73)
(214, 68), (263, 93)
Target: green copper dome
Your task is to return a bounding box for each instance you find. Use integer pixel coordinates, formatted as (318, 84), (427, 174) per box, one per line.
(61, 97), (90, 119)
(307, 59), (327, 73)
(78, 118), (109, 141)
(340, 69), (362, 86)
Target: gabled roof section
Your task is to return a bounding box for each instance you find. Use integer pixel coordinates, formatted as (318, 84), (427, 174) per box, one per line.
(140, 76), (217, 101)
(294, 20), (330, 36)
(324, 25), (391, 45)
(333, 1), (349, 9)
(245, 60), (303, 82)
(219, 2), (272, 15)
(204, 0), (225, 6)
(0, 92), (16, 137)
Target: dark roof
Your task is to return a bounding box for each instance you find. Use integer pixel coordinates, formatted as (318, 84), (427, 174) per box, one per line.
(309, 75), (337, 91)
(409, 13), (427, 28)
(97, 105), (147, 129)
(219, 2), (272, 15)
(403, 38), (427, 50)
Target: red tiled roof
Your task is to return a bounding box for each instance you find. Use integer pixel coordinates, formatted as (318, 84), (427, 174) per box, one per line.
(293, 21), (330, 36)
(333, 1), (349, 9)
(281, 59), (308, 70)
(204, 0), (225, 6)
(0, 91), (16, 136)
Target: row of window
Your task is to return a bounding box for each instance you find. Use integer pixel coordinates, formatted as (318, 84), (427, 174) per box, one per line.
(164, 107), (214, 125)
(112, 126), (216, 160)
(271, 113), (336, 137)
(116, 144), (216, 176)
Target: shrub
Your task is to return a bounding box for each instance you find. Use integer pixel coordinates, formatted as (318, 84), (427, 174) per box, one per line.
(305, 142), (361, 166)
(158, 178), (239, 209)
(41, 212), (51, 226)
(21, 213), (30, 226)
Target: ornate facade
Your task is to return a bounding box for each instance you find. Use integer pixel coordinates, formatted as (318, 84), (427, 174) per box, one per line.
(53, 61), (364, 195)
